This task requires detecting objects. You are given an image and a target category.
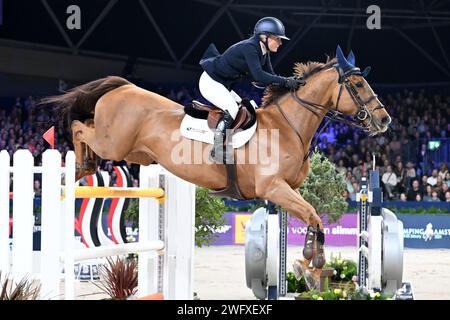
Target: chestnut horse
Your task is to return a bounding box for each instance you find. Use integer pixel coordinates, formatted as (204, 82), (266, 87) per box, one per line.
(43, 47), (391, 288)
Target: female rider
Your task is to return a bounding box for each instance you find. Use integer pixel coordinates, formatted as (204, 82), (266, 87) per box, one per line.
(199, 16), (304, 162)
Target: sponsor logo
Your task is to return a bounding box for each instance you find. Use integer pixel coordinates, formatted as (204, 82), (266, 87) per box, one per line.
(186, 127), (208, 134)
(235, 214), (252, 244)
(423, 223), (434, 241)
(403, 223), (450, 241)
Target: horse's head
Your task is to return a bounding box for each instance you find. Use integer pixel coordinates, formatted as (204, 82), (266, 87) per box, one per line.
(329, 45), (391, 135)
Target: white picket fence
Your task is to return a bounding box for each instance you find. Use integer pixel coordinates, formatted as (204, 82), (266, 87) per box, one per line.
(0, 149), (195, 300)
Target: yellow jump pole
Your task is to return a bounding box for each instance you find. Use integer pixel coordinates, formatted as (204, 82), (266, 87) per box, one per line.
(62, 186), (165, 202)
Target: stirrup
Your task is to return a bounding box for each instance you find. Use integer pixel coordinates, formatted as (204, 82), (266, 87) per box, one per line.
(210, 143), (233, 164)
(209, 112), (234, 164)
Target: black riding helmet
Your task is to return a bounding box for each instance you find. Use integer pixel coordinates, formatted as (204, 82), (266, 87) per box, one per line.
(254, 17), (290, 40)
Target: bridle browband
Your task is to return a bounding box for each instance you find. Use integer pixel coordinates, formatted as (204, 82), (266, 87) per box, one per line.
(274, 63), (386, 161)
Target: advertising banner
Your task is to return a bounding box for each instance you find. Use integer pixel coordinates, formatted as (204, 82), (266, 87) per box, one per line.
(209, 212), (450, 249)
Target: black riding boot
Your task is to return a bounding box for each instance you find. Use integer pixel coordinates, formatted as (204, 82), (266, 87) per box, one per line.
(210, 111), (234, 164)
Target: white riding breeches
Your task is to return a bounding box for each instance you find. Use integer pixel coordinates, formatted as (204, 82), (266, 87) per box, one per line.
(198, 71), (240, 119)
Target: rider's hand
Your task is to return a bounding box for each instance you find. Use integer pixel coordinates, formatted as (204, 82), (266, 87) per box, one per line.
(284, 77), (305, 90)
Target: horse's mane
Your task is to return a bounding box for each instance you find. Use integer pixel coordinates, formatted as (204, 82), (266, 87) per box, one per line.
(261, 56), (337, 107)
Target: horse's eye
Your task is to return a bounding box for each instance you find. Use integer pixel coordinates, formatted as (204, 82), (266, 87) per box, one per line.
(355, 82), (364, 88)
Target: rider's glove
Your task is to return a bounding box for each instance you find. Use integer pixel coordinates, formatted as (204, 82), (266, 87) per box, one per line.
(284, 77), (305, 90)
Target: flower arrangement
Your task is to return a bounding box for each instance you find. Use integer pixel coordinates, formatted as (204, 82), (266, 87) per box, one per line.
(297, 287), (393, 300)
(324, 253), (357, 283)
(289, 253), (394, 300)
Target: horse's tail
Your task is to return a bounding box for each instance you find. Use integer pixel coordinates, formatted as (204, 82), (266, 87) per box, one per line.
(40, 76), (131, 127)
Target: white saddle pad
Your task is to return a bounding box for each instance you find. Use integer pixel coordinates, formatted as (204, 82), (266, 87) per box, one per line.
(180, 104), (258, 149)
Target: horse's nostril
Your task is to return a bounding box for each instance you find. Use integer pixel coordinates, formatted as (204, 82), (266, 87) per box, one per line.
(381, 115), (391, 125)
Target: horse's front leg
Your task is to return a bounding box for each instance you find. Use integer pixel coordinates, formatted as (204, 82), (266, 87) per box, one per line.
(260, 181), (325, 289)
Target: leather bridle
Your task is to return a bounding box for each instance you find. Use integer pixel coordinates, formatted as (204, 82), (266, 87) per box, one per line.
(275, 64), (386, 161)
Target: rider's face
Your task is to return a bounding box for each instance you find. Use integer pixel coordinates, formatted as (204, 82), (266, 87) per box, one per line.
(268, 36), (282, 52)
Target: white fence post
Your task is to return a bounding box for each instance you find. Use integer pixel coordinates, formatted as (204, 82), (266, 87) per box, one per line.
(138, 165), (195, 300)
(0, 151), (10, 272)
(41, 150), (62, 299)
(12, 150), (34, 281)
(64, 151), (76, 300)
(137, 165), (161, 297)
(164, 172), (195, 300)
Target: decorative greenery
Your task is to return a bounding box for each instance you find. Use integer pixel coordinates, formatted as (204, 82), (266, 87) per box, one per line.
(299, 150), (348, 224)
(324, 253), (358, 282)
(344, 204), (450, 215)
(297, 288), (350, 300)
(125, 187), (227, 248)
(297, 287), (393, 300)
(124, 199), (139, 229)
(295, 281), (393, 300)
(389, 206), (450, 214)
(195, 187), (227, 247)
(289, 256), (394, 300)
(350, 286), (393, 300)
(92, 257), (138, 300)
(0, 272), (41, 300)
(224, 200), (266, 213)
(286, 271), (308, 293)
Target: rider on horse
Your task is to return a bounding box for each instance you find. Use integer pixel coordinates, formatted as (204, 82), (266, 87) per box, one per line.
(199, 17), (305, 163)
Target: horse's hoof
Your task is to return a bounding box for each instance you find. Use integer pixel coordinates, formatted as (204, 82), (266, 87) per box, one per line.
(313, 253), (326, 268)
(303, 269), (320, 291)
(303, 247), (314, 260)
(313, 242), (326, 268)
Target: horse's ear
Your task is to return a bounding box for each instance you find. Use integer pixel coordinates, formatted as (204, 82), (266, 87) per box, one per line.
(347, 50), (356, 66)
(362, 66), (371, 77)
(336, 45), (350, 70)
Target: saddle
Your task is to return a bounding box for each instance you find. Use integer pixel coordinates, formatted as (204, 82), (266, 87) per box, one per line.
(187, 99), (256, 133)
(183, 99), (257, 199)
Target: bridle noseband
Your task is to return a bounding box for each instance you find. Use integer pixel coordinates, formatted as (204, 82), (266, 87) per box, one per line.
(274, 64), (386, 161)
(334, 65), (385, 130)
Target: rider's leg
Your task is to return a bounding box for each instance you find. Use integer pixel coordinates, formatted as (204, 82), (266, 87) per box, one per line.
(199, 72), (239, 118)
(199, 72), (239, 163)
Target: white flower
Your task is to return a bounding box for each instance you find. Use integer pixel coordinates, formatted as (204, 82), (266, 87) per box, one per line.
(126, 235), (136, 242)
